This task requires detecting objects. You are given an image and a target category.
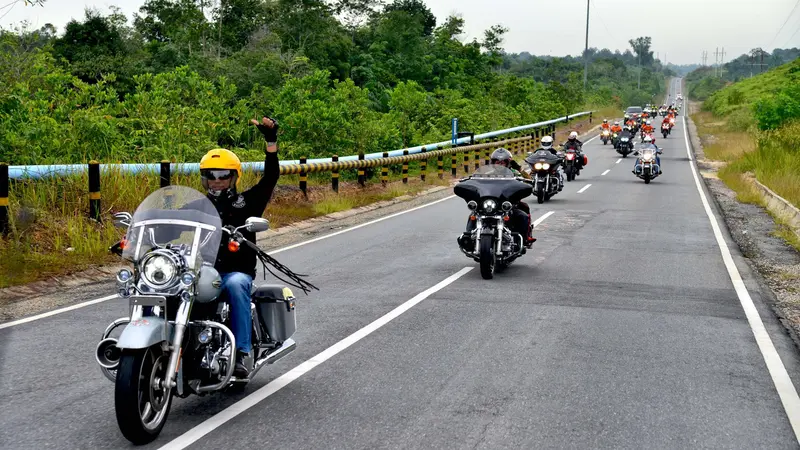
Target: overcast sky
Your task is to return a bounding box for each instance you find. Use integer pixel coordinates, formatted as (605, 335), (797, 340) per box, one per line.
(2, 0), (799, 64)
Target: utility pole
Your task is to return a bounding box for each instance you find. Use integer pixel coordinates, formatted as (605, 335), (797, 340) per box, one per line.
(637, 50), (641, 90)
(583, 0), (589, 90)
(721, 47), (726, 78)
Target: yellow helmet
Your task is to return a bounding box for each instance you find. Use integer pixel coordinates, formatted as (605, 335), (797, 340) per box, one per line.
(199, 148), (242, 195)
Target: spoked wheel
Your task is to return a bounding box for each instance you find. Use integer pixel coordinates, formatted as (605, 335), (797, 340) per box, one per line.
(479, 235), (495, 280)
(115, 346), (173, 445)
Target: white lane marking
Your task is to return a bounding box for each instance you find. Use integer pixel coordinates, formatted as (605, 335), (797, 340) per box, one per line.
(682, 103), (800, 444)
(584, 135), (599, 144)
(0, 195), (458, 329)
(577, 184), (592, 194)
(0, 295), (118, 330)
(615, 158), (622, 164)
(158, 267), (474, 450)
(601, 169), (610, 176)
(682, 114), (693, 161)
(533, 211), (554, 227)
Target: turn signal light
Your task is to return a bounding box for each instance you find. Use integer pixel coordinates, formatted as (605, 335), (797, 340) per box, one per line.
(119, 238), (127, 250)
(228, 240), (240, 252)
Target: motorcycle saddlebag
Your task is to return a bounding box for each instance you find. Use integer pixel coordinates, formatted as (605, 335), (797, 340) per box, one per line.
(582, 155), (588, 166)
(252, 285), (297, 342)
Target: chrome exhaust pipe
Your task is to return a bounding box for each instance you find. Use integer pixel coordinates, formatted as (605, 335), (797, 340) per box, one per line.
(245, 339), (297, 381)
(95, 338), (121, 370)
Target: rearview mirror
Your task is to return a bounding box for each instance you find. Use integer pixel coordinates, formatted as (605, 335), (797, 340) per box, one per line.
(246, 217), (270, 233)
(113, 212), (132, 229)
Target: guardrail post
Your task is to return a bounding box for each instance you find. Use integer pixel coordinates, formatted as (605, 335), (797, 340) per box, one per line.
(299, 157), (308, 197)
(420, 148), (427, 182)
(437, 153), (443, 179)
(358, 153), (365, 187)
(449, 146), (456, 177)
(462, 146), (469, 174)
(402, 150), (409, 184)
(382, 152), (389, 186)
(589, 112), (593, 123)
(160, 160), (170, 187)
(331, 155), (339, 193)
(88, 161), (101, 222)
(473, 143), (480, 170)
(0, 163), (8, 236)
(566, 114), (570, 124)
(485, 139), (492, 165)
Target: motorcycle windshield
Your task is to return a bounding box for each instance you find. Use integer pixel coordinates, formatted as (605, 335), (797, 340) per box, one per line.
(122, 186), (223, 271)
(639, 147), (657, 161)
(524, 150), (559, 165)
(470, 164), (516, 179)
(454, 164), (532, 204)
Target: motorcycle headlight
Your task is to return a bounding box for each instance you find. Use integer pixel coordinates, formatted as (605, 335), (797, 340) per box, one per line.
(482, 199), (497, 213)
(534, 162), (543, 170)
(116, 269), (132, 284)
(467, 200), (478, 211)
(501, 201), (513, 212)
(142, 254), (177, 287)
(180, 271), (195, 287)
(643, 153), (653, 161)
(622, 138), (629, 142)
(542, 163), (550, 170)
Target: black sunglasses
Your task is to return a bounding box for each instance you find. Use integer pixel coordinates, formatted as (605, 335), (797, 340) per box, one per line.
(201, 169), (234, 180)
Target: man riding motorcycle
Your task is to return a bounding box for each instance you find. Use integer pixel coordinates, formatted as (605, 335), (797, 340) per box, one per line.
(601, 119), (610, 130)
(616, 126), (634, 150)
(530, 135), (565, 190)
(562, 131), (584, 164)
(610, 121), (622, 133)
(198, 116), (280, 378)
(633, 135), (663, 175)
(458, 148), (536, 249)
(642, 120), (654, 140)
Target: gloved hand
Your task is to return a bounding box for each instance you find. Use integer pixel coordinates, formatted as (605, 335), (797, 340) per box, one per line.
(250, 116), (279, 143)
(510, 160), (522, 171)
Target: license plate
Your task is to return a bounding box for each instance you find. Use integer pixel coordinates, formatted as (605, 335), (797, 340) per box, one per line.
(129, 295), (167, 307)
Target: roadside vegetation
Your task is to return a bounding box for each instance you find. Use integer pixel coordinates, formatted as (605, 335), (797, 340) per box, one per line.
(690, 57), (800, 249)
(0, 0), (669, 288)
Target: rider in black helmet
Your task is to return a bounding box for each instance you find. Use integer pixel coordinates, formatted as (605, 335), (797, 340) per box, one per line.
(488, 148), (535, 247)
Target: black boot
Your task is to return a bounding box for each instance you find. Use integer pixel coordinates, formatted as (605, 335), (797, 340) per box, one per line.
(234, 351), (251, 378)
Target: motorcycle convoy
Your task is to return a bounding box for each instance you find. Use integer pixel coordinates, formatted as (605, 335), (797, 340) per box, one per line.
(94, 103), (674, 445)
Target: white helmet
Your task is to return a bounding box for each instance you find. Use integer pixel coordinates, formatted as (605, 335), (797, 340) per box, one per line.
(646, 120), (651, 125)
(568, 131), (578, 140)
(644, 136), (653, 143)
(541, 135), (554, 148)
(614, 121), (620, 125)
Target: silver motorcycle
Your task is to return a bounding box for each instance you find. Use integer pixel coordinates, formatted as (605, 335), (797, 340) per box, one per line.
(95, 186), (317, 445)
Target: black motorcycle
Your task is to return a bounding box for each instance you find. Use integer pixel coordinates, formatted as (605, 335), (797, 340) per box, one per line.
(525, 150), (562, 204)
(455, 165), (534, 280)
(616, 134), (634, 157)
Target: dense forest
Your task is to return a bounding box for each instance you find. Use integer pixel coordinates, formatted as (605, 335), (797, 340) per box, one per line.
(0, 0), (670, 165)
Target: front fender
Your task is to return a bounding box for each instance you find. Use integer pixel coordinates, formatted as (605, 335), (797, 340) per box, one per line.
(117, 317), (174, 350)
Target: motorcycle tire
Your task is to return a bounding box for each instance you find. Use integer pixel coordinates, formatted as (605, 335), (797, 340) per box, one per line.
(537, 188), (545, 204)
(115, 346), (172, 445)
(479, 235), (495, 280)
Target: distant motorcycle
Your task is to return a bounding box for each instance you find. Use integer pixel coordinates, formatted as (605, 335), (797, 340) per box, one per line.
(600, 129), (611, 145)
(661, 121), (670, 138)
(616, 134), (634, 157)
(562, 148), (586, 181)
(454, 165), (534, 279)
(525, 149), (562, 203)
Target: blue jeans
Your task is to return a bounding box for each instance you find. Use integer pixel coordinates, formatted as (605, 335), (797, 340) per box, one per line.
(219, 272), (253, 353)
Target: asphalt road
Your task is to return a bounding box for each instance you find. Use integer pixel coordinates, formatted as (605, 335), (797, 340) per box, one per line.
(2, 78), (800, 449)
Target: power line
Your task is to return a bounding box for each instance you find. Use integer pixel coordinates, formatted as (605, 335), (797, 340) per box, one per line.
(0, 0), (17, 22)
(768, 0), (800, 49)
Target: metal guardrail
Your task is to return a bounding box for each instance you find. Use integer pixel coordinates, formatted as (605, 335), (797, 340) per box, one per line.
(0, 111), (593, 234)
(5, 111), (592, 180)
